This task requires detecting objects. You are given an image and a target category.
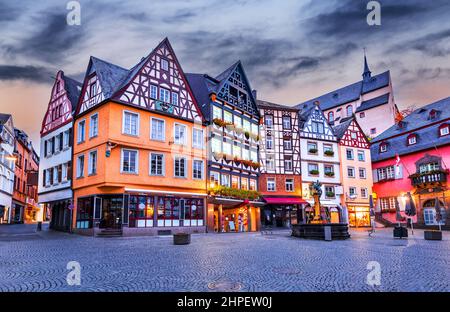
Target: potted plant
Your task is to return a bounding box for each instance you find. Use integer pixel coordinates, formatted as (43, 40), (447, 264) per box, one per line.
(173, 232), (191, 245)
(234, 157), (242, 165)
(324, 150), (334, 157)
(325, 171), (335, 177)
(326, 192), (335, 198)
(308, 148), (318, 154)
(309, 169), (319, 176)
(251, 162), (261, 170)
(244, 131), (250, 140)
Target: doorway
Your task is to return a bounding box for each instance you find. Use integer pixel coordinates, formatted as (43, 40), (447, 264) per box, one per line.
(100, 197), (123, 229)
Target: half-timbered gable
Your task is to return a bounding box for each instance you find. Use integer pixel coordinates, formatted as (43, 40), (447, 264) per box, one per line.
(76, 57), (128, 116)
(334, 118), (370, 149)
(215, 61), (259, 117)
(114, 38), (203, 123)
(299, 104), (336, 141)
(41, 71), (82, 136)
(257, 100), (301, 175)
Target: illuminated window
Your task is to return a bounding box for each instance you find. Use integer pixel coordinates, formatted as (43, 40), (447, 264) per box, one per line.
(439, 124), (449, 137)
(407, 134), (417, 145)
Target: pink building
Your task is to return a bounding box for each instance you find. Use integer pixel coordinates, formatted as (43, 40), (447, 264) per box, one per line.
(371, 97), (450, 229)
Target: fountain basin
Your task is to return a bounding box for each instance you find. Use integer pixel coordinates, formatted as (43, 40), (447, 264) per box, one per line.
(292, 223), (350, 240)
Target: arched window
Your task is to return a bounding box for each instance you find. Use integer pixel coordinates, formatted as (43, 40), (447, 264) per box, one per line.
(346, 105), (353, 117)
(328, 111), (334, 123)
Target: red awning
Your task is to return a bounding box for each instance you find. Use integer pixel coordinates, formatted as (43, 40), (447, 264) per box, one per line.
(263, 197), (308, 205)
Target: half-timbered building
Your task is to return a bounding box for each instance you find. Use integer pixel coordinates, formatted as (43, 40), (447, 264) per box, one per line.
(334, 117), (373, 227)
(257, 100), (306, 228)
(298, 102), (343, 222)
(0, 114), (15, 224)
(72, 38), (207, 236)
(38, 71), (82, 231)
(187, 61), (263, 233)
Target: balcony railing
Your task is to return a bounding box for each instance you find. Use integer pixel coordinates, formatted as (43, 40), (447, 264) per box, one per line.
(410, 170), (448, 186)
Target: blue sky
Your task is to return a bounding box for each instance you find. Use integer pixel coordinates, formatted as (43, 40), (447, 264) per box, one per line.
(1, 0), (450, 150)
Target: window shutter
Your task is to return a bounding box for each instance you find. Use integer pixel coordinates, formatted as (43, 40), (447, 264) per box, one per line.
(68, 129), (73, 147)
(43, 170), (46, 186)
(372, 169), (379, 183)
(49, 168), (53, 185)
(395, 165), (403, 179)
(58, 165), (62, 183)
(59, 133), (63, 150)
(44, 140), (48, 156)
(67, 161), (72, 180)
(51, 137), (55, 154)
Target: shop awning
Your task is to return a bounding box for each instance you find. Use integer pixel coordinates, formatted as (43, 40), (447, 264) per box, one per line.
(306, 199), (340, 207)
(264, 197), (308, 205)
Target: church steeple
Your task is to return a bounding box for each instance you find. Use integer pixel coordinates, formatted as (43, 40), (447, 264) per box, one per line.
(363, 49), (371, 82)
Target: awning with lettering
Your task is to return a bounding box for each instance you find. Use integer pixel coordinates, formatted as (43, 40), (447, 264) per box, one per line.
(263, 197), (308, 205)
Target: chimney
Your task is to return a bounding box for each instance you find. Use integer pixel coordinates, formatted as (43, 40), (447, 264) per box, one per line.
(252, 90), (257, 100)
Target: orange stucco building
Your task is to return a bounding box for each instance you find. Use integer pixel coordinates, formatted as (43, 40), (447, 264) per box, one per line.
(72, 39), (208, 235)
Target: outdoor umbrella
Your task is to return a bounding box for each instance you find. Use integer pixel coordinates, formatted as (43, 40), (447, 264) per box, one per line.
(404, 192), (417, 234)
(434, 198), (442, 231)
(395, 197), (404, 226)
(369, 195), (375, 232)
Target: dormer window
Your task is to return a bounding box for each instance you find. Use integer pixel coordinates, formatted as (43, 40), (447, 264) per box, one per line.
(439, 124), (450, 137)
(407, 134), (417, 146)
(89, 82), (97, 97)
(380, 143), (388, 153)
(429, 109), (438, 120)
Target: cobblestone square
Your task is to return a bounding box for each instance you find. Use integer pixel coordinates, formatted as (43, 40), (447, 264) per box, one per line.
(0, 225), (449, 292)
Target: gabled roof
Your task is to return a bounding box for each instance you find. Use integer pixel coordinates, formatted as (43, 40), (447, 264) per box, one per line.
(62, 75), (82, 112)
(185, 73), (214, 121)
(371, 96), (450, 162)
(0, 113), (12, 125)
(333, 118), (353, 140)
(256, 100), (299, 111)
(89, 56), (129, 99)
(356, 93), (390, 113)
(296, 71), (391, 111)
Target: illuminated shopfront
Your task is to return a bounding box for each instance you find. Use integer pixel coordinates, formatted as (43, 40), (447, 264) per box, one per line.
(210, 199), (262, 233)
(348, 205), (371, 227)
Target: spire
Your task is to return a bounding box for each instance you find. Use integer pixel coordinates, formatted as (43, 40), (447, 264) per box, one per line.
(363, 48), (371, 82)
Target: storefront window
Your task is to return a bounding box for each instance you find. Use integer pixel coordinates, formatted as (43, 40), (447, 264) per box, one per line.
(129, 196), (154, 228)
(76, 197), (93, 229)
(156, 196), (204, 227)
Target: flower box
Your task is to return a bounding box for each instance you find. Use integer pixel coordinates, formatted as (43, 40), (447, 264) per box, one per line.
(325, 172), (335, 177)
(308, 149), (318, 154)
(324, 150), (335, 157)
(309, 170), (319, 176)
(326, 192), (335, 198)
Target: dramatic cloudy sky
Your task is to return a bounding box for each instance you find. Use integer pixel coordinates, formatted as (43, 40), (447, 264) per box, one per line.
(1, 0), (450, 152)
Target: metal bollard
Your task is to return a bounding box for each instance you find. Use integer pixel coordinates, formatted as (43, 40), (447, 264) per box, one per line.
(37, 221), (42, 231)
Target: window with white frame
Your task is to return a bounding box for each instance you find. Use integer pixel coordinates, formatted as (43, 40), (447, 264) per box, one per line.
(174, 124), (187, 145)
(251, 123), (258, 135)
(283, 138), (292, 150)
(193, 160), (203, 179)
(325, 186), (335, 197)
(266, 136), (273, 149)
(349, 187), (357, 196)
(174, 156), (187, 178)
(357, 150), (365, 161)
(193, 128), (204, 149)
(45, 169), (51, 186)
(361, 188), (368, 198)
(150, 118), (165, 141)
(88, 151), (97, 175)
(210, 171), (219, 186)
(282, 116), (291, 129)
(249, 179), (257, 191)
(347, 166), (355, 178)
(359, 168), (366, 179)
(63, 130), (70, 149)
(76, 155), (84, 178)
(311, 121), (324, 134)
(440, 125), (450, 137)
(213, 106), (222, 120)
(233, 144), (242, 158)
(123, 111), (139, 136)
(221, 174), (230, 187)
(224, 111), (233, 124)
(285, 179), (294, 192)
(171, 92), (179, 106)
(231, 175), (240, 189)
(62, 163), (68, 182)
(267, 178), (276, 191)
(53, 166), (59, 184)
(161, 59), (169, 71)
(54, 135), (60, 153)
(77, 120), (86, 143)
(346, 149), (354, 160)
(251, 150), (257, 162)
(211, 137), (221, 153)
(284, 157), (293, 171)
(90, 114), (98, 138)
(150, 153), (164, 176)
(159, 88), (170, 103)
(241, 178), (249, 190)
(424, 209), (435, 225)
(265, 115), (273, 128)
(223, 141), (231, 156)
(266, 156), (275, 171)
(243, 119), (251, 132)
(234, 116), (242, 128)
(150, 85), (158, 99)
(121, 149), (138, 174)
(242, 147), (250, 160)
(380, 197), (396, 211)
